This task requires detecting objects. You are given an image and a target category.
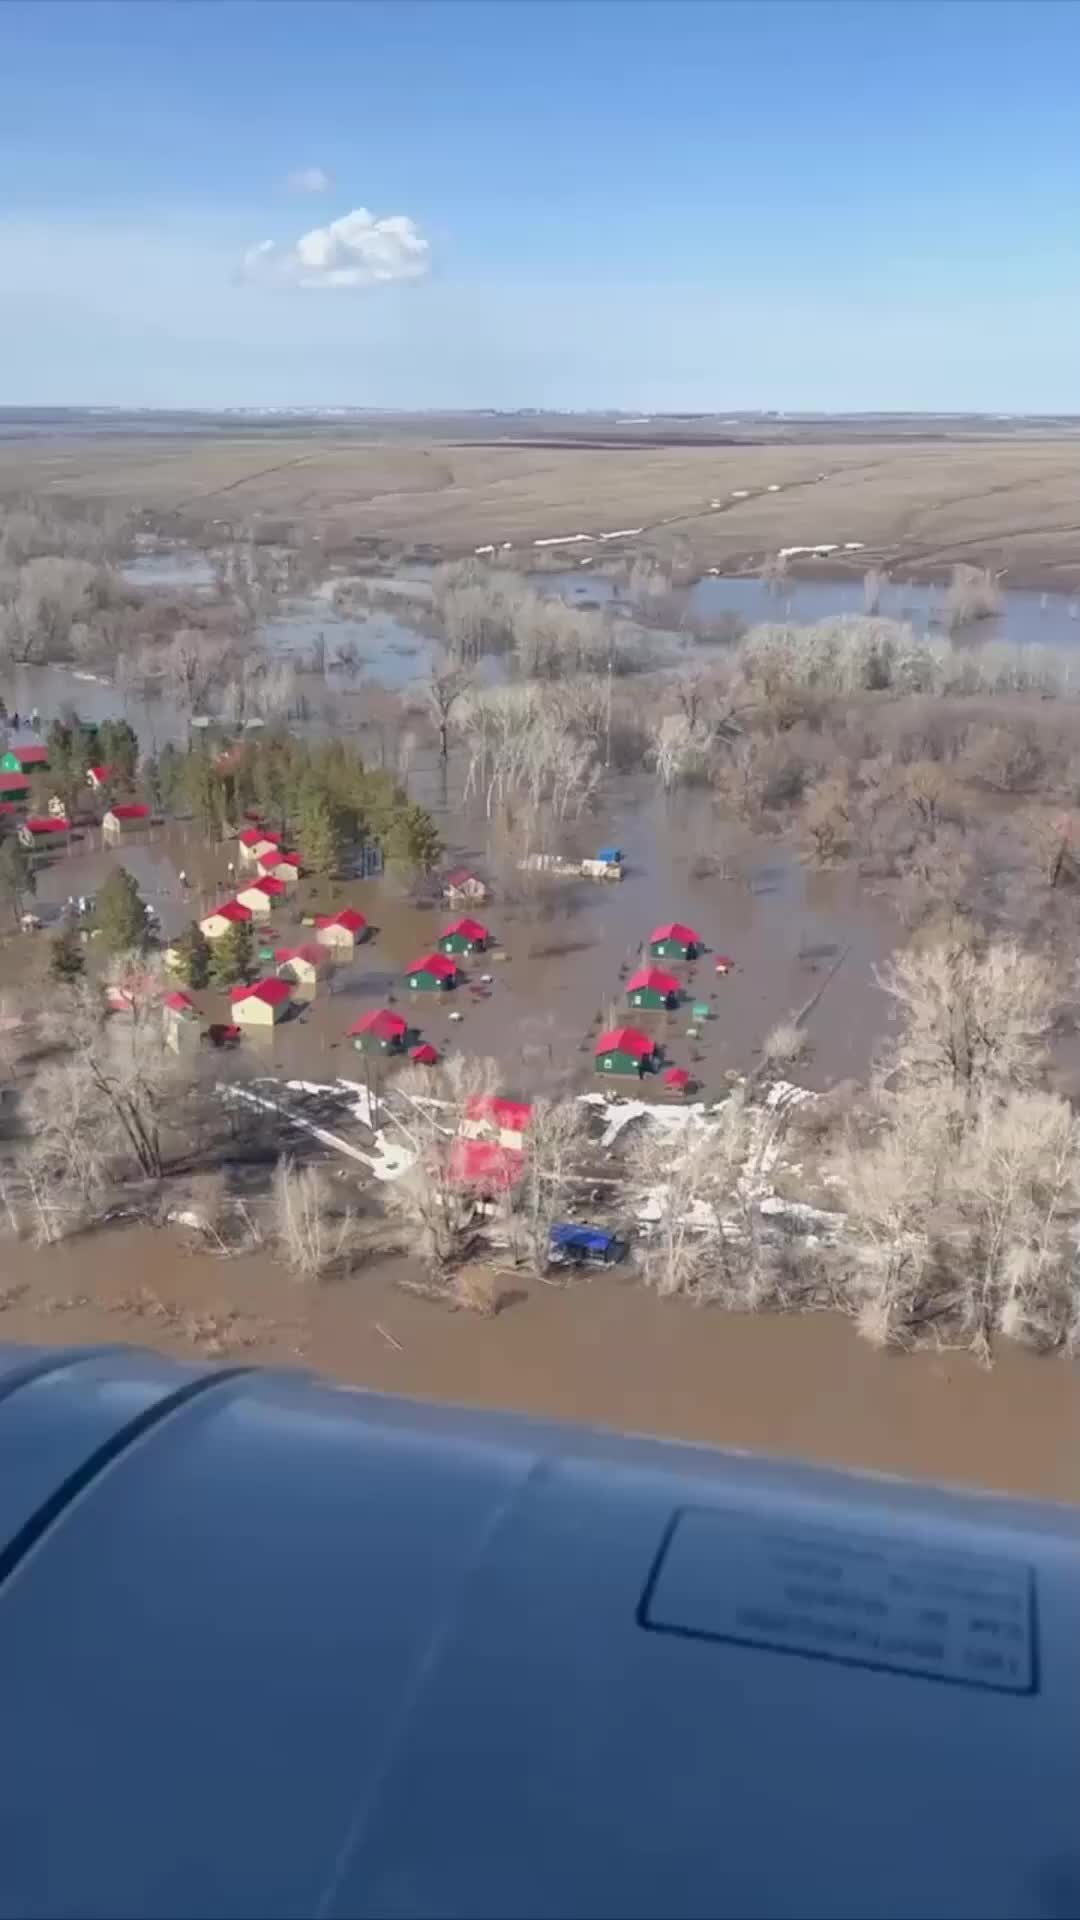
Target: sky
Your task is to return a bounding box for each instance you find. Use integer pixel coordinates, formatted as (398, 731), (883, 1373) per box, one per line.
(2, 0), (1080, 412)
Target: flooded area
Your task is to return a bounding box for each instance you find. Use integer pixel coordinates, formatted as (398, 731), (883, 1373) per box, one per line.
(2, 1224), (1079, 1504)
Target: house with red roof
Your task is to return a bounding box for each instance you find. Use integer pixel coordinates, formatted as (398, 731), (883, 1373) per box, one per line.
(594, 1026), (659, 1078)
(1, 744), (48, 772)
(228, 977), (292, 1027)
(349, 1007), (408, 1054)
(0, 771), (30, 801)
(446, 1138), (524, 1193)
(86, 765), (114, 791)
(257, 849), (300, 886)
(439, 916), (490, 956)
(274, 943), (331, 986)
(662, 1066), (692, 1094)
(103, 803), (150, 838)
(405, 952), (457, 991)
(648, 922), (703, 961)
(200, 899), (252, 940)
(443, 867), (489, 904)
(462, 1093), (532, 1151)
(18, 817), (67, 848)
(409, 1041), (438, 1066)
(314, 907), (367, 950)
(626, 965), (680, 1010)
(237, 827), (280, 865)
(236, 875), (286, 917)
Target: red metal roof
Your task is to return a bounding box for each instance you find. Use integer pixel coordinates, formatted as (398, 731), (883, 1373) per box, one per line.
(87, 765), (114, 783)
(207, 899), (252, 924)
(242, 875), (285, 898)
(442, 916), (489, 942)
(465, 1093), (532, 1133)
(409, 1042), (438, 1065)
(239, 826), (279, 848)
(9, 745), (47, 766)
(162, 990), (196, 1015)
(406, 952), (457, 980)
(229, 977), (292, 1008)
(0, 773), (30, 792)
(663, 1066), (691, 1088)
(445, 867), (483, 888)
(595, 1026), (655, 1059)
(314, 907), (366, 932)
(106, 803), (149, 821)
(348, 1007), (407, 1040)
(273, 943), (326, 968)
(22, 817), (67, 834)
(446, 1139), (524, 1190)
(626, 966), (679, 996)
(650, 922), (701, 946)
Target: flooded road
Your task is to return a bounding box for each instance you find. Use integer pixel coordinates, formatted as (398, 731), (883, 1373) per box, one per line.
(2, 1225), (1079, 1504)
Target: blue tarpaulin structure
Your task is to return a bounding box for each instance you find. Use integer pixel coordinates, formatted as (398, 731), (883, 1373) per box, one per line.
(596, 847), (623, 865)
(549, 1223), (621, 1263)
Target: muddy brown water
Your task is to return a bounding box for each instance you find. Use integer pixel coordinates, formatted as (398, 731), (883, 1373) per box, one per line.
(3, 1226), (1080, 1504)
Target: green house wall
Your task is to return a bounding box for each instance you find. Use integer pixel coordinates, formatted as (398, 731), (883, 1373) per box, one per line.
(407, 970), (453, 990)
(439, 933), (485, 955)
(629, 987), (674, 1010)
(649, 937), (694, 960)
(595, 1050), (649, 1076)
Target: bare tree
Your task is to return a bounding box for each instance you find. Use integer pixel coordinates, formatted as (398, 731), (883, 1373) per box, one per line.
(627, 1094), (755, 1302)
(877, 936), (1059, 1111)
(272, 1157), (355, 1279)
(511, 1096), (587, 1277)
(424, 654), (471, 760)
(383, 1055), (501, 1274)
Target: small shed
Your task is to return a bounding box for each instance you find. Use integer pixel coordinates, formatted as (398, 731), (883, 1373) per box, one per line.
(86, 765), (114, 791)
(162, 989), (197, 1020)
(17, 817), (67, 849)
(581, 846), (624, 880)
(314, 908), (367, 950)
(409, 1042), (438, 1066)
(274, 943), (331, 986)
(229, 977), (292, 1027)
(103, 804), (150, 839)
(462, 1093), (532, 1151)
(714, 955), (734, 976)
(405, 953), (458, 991)
(200, 899), (252, 941)
(444, 867), (489, 904)
(594, 1026), (657, 1077)
(236, 876), (286, 918)
(237, 827), (280, 866)
(626, 965), (680, 1011)
(349, 1007), (407, 1054)
(549, 1223), (624, 1268)
(438, 916), (490, 956)
(648, 921), (703, 961)
(0, 771), (30, 801)
(1, 745), (48, 773)
(662, 1066), (692, 1094)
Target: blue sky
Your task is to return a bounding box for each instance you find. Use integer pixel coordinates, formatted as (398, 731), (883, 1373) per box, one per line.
(2, 0), (1079, 410)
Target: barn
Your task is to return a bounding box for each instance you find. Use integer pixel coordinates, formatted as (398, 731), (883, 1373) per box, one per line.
(648, 921), (703, 961)
(236, 876), (286, 917)
(444, 867), (489, 904)
(405, 953), (458, 991)
(102, 804), (150, 839)
(229, 977), (292, 1027)
(313, 907), (367, 950)
(438, 916), (490, 956)
(349, 1007), (407, 1054)
(237, 827), (280, 866)
(594, 1026), (658, 1077)
(274, 944), (331, 986)
(199, 900), (252, 940)
(626, 965), (680, 1011)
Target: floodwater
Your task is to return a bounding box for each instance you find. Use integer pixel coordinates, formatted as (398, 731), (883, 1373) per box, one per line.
(3, 1225), (1080, 1503)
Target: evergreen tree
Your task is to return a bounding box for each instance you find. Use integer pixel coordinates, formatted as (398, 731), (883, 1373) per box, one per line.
(173, 920), (212, 989)
(0, 838), (34, 930)
(95, 866), (147, 954)
(184, 752), (225, 841)
(98, 718), (139, 784)
(49, 925), (85, 982)
(156, 743), (185, 816)
(384, 803), (442, 876)
(297, 786), (347, 877)
(210, 918), (253, 988)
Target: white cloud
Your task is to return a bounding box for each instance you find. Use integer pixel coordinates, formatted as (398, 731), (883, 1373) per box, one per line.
(241, 207), (430, 290)
(286, 166), (332, 194)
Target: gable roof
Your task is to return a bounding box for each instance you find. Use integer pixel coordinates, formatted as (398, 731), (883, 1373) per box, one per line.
(446, 1139), (524, 1190)
(229, 977), (292, 1008)
(409, 1042), (438, 1064)
(207, 899), (251, 925)
(21, 817), (67, 835)
(238, 826), (280, 848)
(162, 989), (196, 1016)
(8, 744), (48, 766)
(464, 1093), (532, 1133)
(105, 803), (149, 821)
(595, 1026), (655, 1059)
(626, 966), (680, 996)
(273, 943), (327, 968)
(650, 922), (701, 946)
(87, 764), (114, 783)
(445, 866), (483, 887)
(0, 772), (30, 792)
(314, 907), (366, 932)
(348, 1007), (407, 1040)
(662, 1066), (691, 1088)
(442, 916), (489, 942)
(241, 876), (285, 898)
(406, 952), (457, 980)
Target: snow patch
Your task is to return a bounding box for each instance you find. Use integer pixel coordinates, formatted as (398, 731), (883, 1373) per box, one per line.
(533, 533), (595, 548)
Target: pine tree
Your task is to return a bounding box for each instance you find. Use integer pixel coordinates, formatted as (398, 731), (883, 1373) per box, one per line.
(184, 752), (225, 841)
(384, 803), (442, 876)
(96, 866), (147, 954)
(297, 787), (347, 877)
(99, 719), (139, 784)
(49, 925), (85, 982)
(210, 918), (253, 988)
(173, 920), (212, 989)
(0, 838), (34, 930)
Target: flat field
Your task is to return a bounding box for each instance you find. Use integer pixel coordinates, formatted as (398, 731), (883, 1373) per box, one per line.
(5, 426), (1080, 585)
